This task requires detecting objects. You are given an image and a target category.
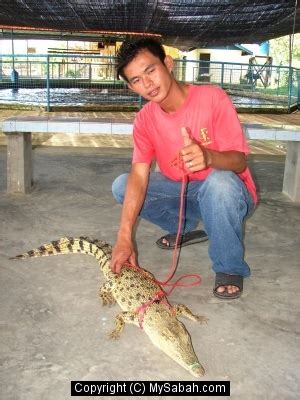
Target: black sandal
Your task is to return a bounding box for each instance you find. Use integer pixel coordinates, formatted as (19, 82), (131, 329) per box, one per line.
(156, 230), (208, 250)
(213, 272), (244, 299)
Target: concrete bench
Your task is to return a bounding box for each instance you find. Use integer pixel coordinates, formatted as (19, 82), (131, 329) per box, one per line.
(243, 123), (300, 202)
(2, 116), (300, 202)
(3, 116), (133, 194)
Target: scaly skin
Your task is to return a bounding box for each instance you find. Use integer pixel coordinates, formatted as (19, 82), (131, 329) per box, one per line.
(11, 237), (207, 377)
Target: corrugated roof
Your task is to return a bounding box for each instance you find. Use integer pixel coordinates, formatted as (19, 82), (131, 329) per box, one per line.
(0, 1), (299, 49)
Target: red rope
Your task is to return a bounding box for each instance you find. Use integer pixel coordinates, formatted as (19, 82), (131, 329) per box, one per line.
(127, 153), (202, 328)
(157, 153), (202, 296)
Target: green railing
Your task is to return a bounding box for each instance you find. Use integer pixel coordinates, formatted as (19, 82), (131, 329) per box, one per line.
(0, 53), (298, 112)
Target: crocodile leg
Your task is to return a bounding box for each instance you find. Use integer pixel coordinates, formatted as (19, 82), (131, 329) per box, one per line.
(109, 311), (139, 340)
(172, 304), (208, 324)
(99, 282), (116, 306)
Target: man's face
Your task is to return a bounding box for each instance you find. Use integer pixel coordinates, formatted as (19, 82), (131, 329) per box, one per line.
(123, 49), (174, 104)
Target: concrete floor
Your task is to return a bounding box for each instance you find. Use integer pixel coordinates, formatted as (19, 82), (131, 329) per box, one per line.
(0, 146), (299, 400)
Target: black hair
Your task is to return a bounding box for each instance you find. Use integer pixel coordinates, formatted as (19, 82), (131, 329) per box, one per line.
(115, 37), (166, 81)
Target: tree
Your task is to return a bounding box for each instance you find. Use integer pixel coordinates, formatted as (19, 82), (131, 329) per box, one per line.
(269, 34), (300, 68)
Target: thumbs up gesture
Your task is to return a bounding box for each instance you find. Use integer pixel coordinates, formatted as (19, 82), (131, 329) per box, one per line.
(180, 127), (211, 172)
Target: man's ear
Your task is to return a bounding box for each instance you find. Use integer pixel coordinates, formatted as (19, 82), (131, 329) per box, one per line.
(164, 55), (174, 73)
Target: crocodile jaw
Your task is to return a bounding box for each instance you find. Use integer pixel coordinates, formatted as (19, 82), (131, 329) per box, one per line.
(144, 308), (205, 377)
(189, 363), (205, 378)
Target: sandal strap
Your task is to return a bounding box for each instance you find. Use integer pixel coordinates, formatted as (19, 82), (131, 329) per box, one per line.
(214, 272), (243, 290)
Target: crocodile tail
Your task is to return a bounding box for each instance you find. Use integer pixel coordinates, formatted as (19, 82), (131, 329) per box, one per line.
(10, 237), (112, 264)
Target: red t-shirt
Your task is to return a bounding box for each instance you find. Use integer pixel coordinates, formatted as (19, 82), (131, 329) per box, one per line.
(132, 84), (257, 204)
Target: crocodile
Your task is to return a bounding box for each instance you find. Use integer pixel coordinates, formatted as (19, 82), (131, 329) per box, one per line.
(11, 236), (207, 377)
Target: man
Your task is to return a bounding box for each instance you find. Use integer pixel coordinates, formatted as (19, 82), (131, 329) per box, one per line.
(110, 37), (256, 299)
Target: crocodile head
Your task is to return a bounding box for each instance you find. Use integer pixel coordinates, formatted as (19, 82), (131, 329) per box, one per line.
(144, 306), (205, 377)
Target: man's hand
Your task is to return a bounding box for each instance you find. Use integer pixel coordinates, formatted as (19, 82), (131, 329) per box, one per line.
(180, 127), (211, 172)
(180, 126), (247, 174)
(110, 237), (138, 274)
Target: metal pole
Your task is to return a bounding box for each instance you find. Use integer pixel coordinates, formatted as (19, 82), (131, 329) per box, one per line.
(11, 30), (15, 71)
(220, 62), (224, 88)
(0, 48), (2, 81)
(46, 55), (51, 112)
(288, 35), (293, 113)
(276, 67), (280, 96)
(287, 67), (293, 113)
(297, 69), (300, 109)
(26, 40), (29, 77)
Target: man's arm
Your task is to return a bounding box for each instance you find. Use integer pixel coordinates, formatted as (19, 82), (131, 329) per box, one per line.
(110, 162), (150, 274)
(203, 148), (246, 173)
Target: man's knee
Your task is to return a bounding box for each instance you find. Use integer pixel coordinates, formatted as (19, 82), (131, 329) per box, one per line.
(202, 170), (243, 202)
(112, 173), (128, 204)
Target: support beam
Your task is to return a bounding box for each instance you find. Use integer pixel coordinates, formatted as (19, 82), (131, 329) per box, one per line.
(283, 142), (300, 202)
(6, 132), (32, 194)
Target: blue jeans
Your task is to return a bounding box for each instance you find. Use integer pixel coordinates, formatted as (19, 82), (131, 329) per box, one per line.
(112, 170), (255, 277)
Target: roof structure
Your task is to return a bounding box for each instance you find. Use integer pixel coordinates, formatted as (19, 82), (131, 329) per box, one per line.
(0, 1), (299, 49)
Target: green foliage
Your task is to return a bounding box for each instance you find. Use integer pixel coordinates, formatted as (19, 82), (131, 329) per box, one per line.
(269, 34), (300, 68)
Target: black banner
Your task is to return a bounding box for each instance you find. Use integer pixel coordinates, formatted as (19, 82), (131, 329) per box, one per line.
(71, 380), (230, 396)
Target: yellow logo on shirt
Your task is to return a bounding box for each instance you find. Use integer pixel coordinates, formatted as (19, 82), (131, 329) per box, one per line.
(199, 128), (212, 146)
